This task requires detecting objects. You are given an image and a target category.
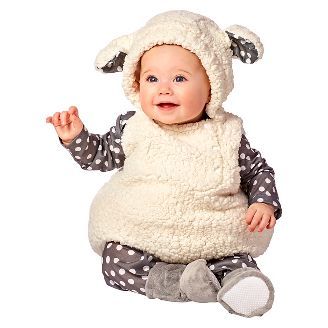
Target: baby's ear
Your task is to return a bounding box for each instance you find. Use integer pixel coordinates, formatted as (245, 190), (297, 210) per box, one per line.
(94, 33), (135, 73)
(225, 25), (264, 64)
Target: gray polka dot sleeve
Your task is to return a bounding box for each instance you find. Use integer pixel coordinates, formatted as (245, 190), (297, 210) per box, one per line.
(239, 134), (282, 220)
(59, 111), (136, 172)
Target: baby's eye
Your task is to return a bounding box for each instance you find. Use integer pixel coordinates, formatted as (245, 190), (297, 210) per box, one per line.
(146, 75), (158, 82)
(174, 75), (187, 82)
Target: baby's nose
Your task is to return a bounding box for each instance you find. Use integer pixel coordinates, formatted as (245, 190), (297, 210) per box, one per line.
(159, 84), (173, 95)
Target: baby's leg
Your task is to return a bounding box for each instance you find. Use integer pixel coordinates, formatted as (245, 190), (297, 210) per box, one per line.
(101, 241), (160, 296)
(210, 254), (274, 318)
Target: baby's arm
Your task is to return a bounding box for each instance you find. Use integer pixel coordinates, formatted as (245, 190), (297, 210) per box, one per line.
(60, 110), (135, 172)
(239, 134), (282, 223)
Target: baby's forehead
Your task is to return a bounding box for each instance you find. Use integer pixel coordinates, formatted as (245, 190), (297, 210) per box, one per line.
(140, 44), (203, 70)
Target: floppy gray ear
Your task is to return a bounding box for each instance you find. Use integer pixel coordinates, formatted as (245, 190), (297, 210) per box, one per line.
(225, 25), (264, 64)
(94, 33), (134, 73)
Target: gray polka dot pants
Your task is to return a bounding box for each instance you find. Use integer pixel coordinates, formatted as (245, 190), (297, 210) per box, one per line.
(102, 241), (259, 296)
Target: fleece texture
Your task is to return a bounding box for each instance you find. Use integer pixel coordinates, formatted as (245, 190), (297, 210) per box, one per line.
(88, 109), (274, 263)
(94, 10), (264, 119)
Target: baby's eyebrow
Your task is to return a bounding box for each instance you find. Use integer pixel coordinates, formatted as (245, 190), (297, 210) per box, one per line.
(141, 69), (191, 76)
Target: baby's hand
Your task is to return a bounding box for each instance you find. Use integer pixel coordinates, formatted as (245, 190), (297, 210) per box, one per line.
(245, 203), (276, 233)
(46, 106), (84, 145)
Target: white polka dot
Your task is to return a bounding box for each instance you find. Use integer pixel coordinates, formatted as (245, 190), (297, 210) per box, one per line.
(114, 258), (119, 263)
(141, 276), (148, 280)
(143, 266), (150, 272)
(258, 163), (262, 167)
(251, 164), (255, 169)
(98, 145), (102, 151)
(113, 147), (120, 154)
(87, 154), (92, 159)
(129, 269), (136, 274)
(140, 256), (144, 260)
(115, 158), (120, 164)
(95, 159), (101, 165)
(232, 259), (238, 263)
(111, 127), (116, 133)
(272, 187), (276, 193)
(110, 270), (115, 277)
(87, 167), (92, 170)
(140, 288), (145, 293)
(119, 281), (125, 286)
(209, 265), (215, 270)
(265, 191), (271, 196)
(246, 156), (250, 160)
(242, 263), (248, 268)
(240, 50), (245, 57)
(273, 201), (278, 206)
(109, 280), (115, 285)
(76, 138), (81, 144)
(234, 256), (240, 258)
(221, 266), (228, 269)
(257, 198), (264, 202)
(93, 141), (96, 146)
(253, 180), (257, 185)
(105, 161), (108, 167)
(131, 290), (137, 293)
(259, 186), (265, 192)
(247, 255), (252, 262)
(103, 150), (107, 156)
(240, 153), (245, 159)
(117, 66), (122, 72)
(246, 58), (251, 64)
(110, 145), (114, 151)
(74, 156), (81, 160)
(128, 278), (135, 285)
(107, 242), (112, 248)
(246, 144), (250, 149)
(115, 139), (121, 143)
(119, 269), (125, 275)
(265, 178), (271, 184)
(106, 256), (110, 264)
(75, 147), (81, 151)
(128, 250), (135, 255)
(85, 146), (88, 150)
(116, 245), (123, 250)
(241, 166), (246, 171)
(148, 256), (153, 261)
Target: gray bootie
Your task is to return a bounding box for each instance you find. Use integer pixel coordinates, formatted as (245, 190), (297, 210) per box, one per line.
(179, 259), (221, 302)
(145, 262), (190, 302)
(217, 267), (275, 318)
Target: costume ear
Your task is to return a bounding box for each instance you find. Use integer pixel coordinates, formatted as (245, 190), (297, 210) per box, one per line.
(225, 25), (264, 64)
(94, 33), (134, 73)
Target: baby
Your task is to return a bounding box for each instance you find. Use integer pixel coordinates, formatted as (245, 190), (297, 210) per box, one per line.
(46, 10), (282, 318)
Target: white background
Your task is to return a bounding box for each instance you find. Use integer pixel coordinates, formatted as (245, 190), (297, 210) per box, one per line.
(1, 0), (327, 326)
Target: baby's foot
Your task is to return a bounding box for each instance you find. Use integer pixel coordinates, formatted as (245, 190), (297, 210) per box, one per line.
(217, 267), (274, 318)
(180, 259), (221, 302)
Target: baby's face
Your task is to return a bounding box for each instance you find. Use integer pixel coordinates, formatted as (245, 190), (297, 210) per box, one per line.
(137, 44), (211, 125)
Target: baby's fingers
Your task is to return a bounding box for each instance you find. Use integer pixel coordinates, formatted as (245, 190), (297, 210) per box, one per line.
(248, 211), (262, 232)
(266, 215), (276, 229)
(257, 213), (271, 232)
(51, 112), (61, 127)
(60, 111), (71, 126)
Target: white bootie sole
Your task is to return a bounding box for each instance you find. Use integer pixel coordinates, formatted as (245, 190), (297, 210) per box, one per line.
(217, 268), (274, 318)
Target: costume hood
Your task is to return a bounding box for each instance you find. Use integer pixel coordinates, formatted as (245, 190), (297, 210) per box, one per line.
(94, 10), (264, 118)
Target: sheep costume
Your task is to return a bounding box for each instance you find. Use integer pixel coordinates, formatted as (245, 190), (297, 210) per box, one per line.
(89, 10), (275, 317)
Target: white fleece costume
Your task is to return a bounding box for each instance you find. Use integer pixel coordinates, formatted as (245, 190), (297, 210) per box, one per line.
(88, 10), (273, 264)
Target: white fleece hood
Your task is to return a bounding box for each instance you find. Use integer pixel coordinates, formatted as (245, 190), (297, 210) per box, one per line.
(94, 10), (264, 118)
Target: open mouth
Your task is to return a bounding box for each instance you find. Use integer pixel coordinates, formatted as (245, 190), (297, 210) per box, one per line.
(156, 103), (179, 110)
